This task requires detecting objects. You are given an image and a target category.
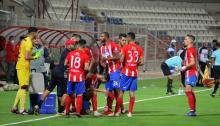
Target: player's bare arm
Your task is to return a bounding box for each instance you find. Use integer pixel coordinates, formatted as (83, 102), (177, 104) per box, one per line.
(138, 57), (144, 66)
(84, 62), (90, 71)
(64, 59), (69, 67)
(25, 50), (36, 60)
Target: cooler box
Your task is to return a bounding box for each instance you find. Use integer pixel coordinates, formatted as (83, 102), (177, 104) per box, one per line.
(30, 92), (56, 114)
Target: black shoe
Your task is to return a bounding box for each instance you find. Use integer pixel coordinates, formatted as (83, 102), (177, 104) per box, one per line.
(210, 93), (216, 98)
(166, 92), (175, 95)
(65, 113), (70, 118)
(186, 111), (197, 117)
(28, 110), (34, 115)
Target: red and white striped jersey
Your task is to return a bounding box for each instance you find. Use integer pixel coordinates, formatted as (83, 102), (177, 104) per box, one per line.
(66, 49), (89, 82)
(121, 42), (144, 77)
(99, 40), (121, 74)
(184, 47), (197, 77)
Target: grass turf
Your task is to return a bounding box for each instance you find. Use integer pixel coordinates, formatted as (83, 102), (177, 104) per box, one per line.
(0, 77), (220, 126)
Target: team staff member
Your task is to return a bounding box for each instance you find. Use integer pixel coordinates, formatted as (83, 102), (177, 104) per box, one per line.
(34, 39), (75, 115)
(11, 27), (40, 115)
(161, 56), (182, 95)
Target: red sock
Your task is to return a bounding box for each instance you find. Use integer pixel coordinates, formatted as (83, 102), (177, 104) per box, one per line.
(185, 91), (196, 112)
(71, 96), (75, 111)
(128, 97), (135, 113)
(192, 92), (196, 111)
(92, 94), (97, 111)
(76, 95), (83, 114)
(107, 92), (114, 111)
(65, 96), (71, 114)
(115, 97), (123, 113)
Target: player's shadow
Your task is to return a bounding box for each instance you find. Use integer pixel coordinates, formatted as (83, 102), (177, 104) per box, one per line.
(134, 111), (177, 116)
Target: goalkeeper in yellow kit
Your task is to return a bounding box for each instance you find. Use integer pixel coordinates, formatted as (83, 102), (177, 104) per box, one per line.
(11, 27), (42, 115)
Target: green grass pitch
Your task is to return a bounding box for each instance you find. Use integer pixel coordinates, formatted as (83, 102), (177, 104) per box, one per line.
(0, 77), (220, 126)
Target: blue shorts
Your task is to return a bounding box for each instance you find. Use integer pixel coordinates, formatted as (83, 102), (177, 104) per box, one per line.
(105, 70), (121, 91)
(120, 74), (137, 92)
(82, 99), (90, 111)
(185, 75), (197, 87)
(67, 81), (85, 95)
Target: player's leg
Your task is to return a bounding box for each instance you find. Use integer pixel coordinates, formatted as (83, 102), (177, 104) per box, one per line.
(11, 69), (24, 114)
(210, 66), (220, 97)
(57, 78), (68, 114)
(104, 81), (114, 115)
(185, 75), (197, 116)
(11, 70), (21, 114)
(15, 69), (30, 115)
(210, 79), (219, 97)
(115, 89), (124, 116)
(115, 74), (130, 116)
(120, 91), (126, 114)
(161, 62), (173, 94)
(65, 81), (74, 115)
(167, 75), (174, 95)
(34, 77), (56, 115)
(91, 90), (102, 116)
(127, 77), (138, 117)
(81, 93), (91, 115)
(75, 81), (86, 117)
(19, 85), (29, 115)
(114, 88), (121, 113)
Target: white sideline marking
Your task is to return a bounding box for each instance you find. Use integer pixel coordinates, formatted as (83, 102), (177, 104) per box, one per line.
(0, 88), (211, 126)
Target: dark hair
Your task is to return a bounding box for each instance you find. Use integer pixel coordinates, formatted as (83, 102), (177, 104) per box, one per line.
(119, 33), (126, 39)
(102, 32), (109, 38)
(28, 27), (38, 33)
(127, 32), (135, 40)
(20, 35), (26, 40)
(216, 42), (220, 47)
(72, 34), (81, 40)
(213, 39), (217, 43)
(9, 36), (14, 40)
(186, 34), (195, 42)
(77, 39), (86, 47)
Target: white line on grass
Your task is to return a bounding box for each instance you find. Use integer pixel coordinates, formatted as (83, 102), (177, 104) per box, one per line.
(0, 88), (211, 126)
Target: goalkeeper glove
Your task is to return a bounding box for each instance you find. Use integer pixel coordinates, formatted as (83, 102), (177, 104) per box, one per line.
(33, 50), (43, 59)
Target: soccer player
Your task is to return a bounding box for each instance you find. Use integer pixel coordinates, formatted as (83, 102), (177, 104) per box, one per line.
(34, 39), (75, 115)
(180, 34), (197, 117)
(64, 39), (90, 117)
(118, 33), (127, 114)
(115, 32), (144, 117)
(11, 27), (40, 115)
(81, 73), (105, 116)
(210, 42), (220, 97)
(64, 34), (82, 114)
(118, 33), (127, 48)
(99, 32), (121, 116)
(161, 56), (183, 95)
